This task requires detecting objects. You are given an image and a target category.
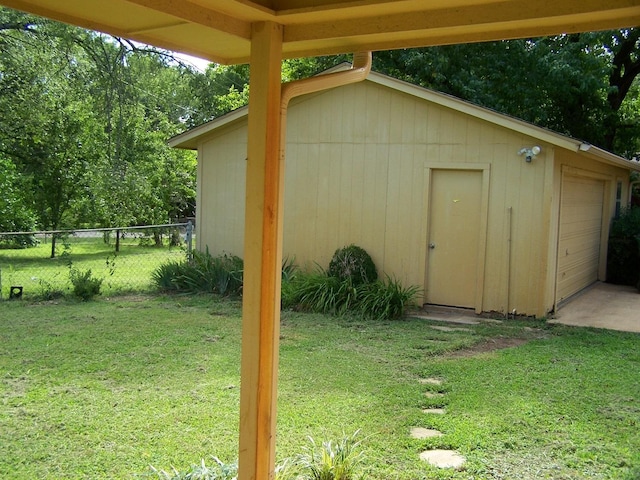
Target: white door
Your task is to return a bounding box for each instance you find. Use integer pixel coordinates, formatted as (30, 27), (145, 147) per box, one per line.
(426, 169), (483, 308)
(557, 175), (605, 302)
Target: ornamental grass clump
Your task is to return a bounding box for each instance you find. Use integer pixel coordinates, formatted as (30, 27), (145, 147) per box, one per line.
(282, 246), (419, 319)
(152, 249), (243, 296)
(296, 431), (366, 480)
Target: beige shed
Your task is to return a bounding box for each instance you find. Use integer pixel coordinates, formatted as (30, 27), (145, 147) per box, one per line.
(171, 68), (640, 318)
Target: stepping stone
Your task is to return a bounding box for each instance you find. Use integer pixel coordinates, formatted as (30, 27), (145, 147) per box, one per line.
(430, 326), (472, 332)
(424, 391), (444, 398)
(419, 449), (466, 469)
(410, 427), (443, 439)
(422, 408), (445, 414)
(419, 378), (443, 386)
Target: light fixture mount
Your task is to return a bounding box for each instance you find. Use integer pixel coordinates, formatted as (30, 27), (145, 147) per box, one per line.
(518, 145), (542, 162)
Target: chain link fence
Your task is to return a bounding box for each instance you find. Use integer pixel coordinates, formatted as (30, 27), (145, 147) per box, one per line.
(0, 223), (192, 300)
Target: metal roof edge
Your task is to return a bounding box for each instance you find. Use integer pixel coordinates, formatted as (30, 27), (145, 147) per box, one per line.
(168, 106), (249, 149)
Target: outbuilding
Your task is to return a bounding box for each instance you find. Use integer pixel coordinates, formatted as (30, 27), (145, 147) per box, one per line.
(170, 67), (640, 317)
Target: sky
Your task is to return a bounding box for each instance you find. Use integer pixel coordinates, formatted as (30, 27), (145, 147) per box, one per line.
(173, 52), (211, 73)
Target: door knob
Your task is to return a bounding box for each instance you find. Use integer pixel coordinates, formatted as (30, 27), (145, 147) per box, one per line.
(429, 243), (436, 249)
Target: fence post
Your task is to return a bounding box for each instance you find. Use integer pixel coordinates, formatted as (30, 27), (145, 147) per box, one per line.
(116, 229), (120, 253)
(186, 221), (193, 261)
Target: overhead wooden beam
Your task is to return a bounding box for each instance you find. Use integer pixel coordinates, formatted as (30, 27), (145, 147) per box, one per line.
(125, 0), (251, 39)
(284, 0), (640, 43)
(238, 21), (284, 480)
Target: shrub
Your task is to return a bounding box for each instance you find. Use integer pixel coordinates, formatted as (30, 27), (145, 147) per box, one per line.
(152, 261), (186, 291)
(296, 431), (366, 480)
(69, 268), (103, 300)
(607, 207), (640, 286)
(356, 276), (421, 320)
(284, 269), (353, 314)
(143, 432), (365, 480)
(146, 456), (237, 480)
(328, 245), (377, 286)
(152, 249), (243, 296)
(283, 269), (419, 320)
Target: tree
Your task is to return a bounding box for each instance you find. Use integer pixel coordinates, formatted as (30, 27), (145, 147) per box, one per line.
(0, 7), (198, 236)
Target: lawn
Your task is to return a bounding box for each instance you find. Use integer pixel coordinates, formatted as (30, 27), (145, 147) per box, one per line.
(0, 295), (638, 479)
(0, 235), (186, 299)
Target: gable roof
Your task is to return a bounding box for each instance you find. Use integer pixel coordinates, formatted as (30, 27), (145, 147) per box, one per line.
(169, 67), (640, 172)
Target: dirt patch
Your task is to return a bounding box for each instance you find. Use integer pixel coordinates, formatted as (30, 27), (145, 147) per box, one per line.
(444, 337), (532, 358)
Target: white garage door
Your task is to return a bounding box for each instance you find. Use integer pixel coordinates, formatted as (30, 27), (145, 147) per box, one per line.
(557, 175), (605, 302)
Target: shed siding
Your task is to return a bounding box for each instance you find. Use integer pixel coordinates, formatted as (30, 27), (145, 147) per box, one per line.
(195, 80), (631, 316)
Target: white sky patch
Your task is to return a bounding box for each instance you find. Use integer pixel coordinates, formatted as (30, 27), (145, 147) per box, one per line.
(172, 52), (211, 73)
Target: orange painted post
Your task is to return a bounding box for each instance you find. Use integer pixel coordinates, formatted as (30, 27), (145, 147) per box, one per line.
(238, 21), (284, 480)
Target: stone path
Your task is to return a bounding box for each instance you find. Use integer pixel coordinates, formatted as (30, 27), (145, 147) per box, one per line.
(413, 377), (466, 470)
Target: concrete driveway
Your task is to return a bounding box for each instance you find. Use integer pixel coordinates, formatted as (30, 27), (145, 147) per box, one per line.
(550, 282), (640, 333)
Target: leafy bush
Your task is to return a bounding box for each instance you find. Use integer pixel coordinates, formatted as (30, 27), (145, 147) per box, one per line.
(69, 268), (103, 300)
(152, 261), (187, 291)
(283, 269), (419, 320)
(356, 276), (421, 320)
(328, 245), (377, 286)
(143, 432), (365, 480)
(282, 269), (353, 314)
(607, 207), (640, 286)
(295, 431), (366, 480)
(146, 456), (237, 480)
(152, 249), (243, 296)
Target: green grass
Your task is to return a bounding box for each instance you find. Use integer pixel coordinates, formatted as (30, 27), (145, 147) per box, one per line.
(0, 236), (186, 299)
(0, 295), (638, 479)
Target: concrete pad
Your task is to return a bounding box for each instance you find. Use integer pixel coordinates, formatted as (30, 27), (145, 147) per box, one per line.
(410, 427), (443, 439)
(550, 282), (640, 333)
(419, 449), (466, 469)
(422, 408), (445, 414)
(419, 378), (443, 385)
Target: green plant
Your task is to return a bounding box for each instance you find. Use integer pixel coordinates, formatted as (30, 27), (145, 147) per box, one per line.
(152, 260), (187, 291)
(283, 269), (419, 320)
(146, 456), (298, 480)
(152, 249), (243, 296)
(356, 276), (421, 320)
(283, 269), (347, 314)
(36, 278), (65, 301)
(296, 431), (366, 480)
(328, 245), (377, 286)
(146, 456), (237, 480)
(69, 267), (103, 300)
(607, 206), (640, 286)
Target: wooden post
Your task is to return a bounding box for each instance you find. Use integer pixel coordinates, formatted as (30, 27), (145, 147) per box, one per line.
(238, 21), (283, 480)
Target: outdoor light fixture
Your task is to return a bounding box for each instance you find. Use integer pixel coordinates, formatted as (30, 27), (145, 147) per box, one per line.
(518, 145), (541, 162)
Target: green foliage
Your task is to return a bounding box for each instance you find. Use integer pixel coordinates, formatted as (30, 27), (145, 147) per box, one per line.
(69, 267), (103, 300)
(607, 207), (640, 286)
(152, 261), (185, 291)
(0, 155), (37, 248)
(144, 433), (365, 480)
(152, 250), (243, 296)
(282, 267), (419, 320)
(295, 431), (365, 480)
(283, 269), (350, 314)
(328, 245), (378, 286)
(355, 276), (421, 320)
(146, 457), (238, 480)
